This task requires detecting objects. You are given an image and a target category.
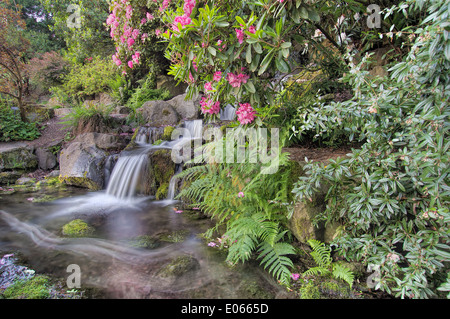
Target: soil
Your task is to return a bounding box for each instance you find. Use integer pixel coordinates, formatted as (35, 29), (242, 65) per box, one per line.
(25, 116), (70, 149)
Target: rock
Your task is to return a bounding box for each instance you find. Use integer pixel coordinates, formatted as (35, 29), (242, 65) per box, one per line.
(35, 147), (57, 170)
(47, 97), (67, 108)
(99, 93), (116, 106)
(62, 219), (95, 237)
(157, 75), (188, 97)
(15, 177), (35, 185)
(71, 133), (127, 151)
(0, 145), (38, 172)
(59, 142), (107, 190)
(145, 149), (175, 196)
(157, 255), (200, 278)
(114, 106), (131, 114)
(137, 100), (179, 126)
(54, 108), (72, 117)
(0, 171), (21, 185)
(167, 94), (200, 120)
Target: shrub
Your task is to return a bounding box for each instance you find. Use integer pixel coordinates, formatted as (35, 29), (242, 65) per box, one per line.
(61, 56), (120, 101)
(27, 51), (70, 93)
(293, 0), (450, 299)
(0, 103), (40, 142)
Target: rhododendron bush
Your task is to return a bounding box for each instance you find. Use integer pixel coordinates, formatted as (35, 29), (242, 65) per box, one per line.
(108, 0), (328, 124)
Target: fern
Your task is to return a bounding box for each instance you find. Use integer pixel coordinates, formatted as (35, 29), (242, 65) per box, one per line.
(304, 239), (354, 288)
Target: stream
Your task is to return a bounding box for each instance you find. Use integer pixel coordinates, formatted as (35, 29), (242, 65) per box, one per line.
(0, 189), (290, 299)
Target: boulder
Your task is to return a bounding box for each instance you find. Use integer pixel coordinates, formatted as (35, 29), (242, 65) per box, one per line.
(167, 93), (200, 120)
(157, 75), (188, 97)
(35, 147), (57, 170)
(0, 145), (38, 172)
(137, 100), (179, 126)
(59, 142), (107, 190)
(71, 132), (127, 151)
(0, 171), (21, 185)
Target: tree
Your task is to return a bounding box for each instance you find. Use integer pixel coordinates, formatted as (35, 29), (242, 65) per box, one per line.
(0, 0), (30, 122)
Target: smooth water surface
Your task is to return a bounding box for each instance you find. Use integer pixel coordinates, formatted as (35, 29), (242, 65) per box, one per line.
(0, 189), (288, 299)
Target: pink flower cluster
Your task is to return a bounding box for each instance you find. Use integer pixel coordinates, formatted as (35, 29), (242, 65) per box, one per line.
(235, 25), (256, 44)
(236, 103), (257, 125)
(200, 96), (220, 115)
(227, 71), (249, 88)
(172, 14), (192, 31)
(107, 1), (156, 70)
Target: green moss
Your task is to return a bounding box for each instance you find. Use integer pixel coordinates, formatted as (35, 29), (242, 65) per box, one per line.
(59, 176), (101, 191)
(300, 281), (321, 299)
(2, 275), (51, 299)
(162, 126), (175, 141)
(156, 182), (169, 200)
(127, 235), (161, 249)
(157, 255), (200, 278)
(159, 230), (190, 243)
(62, 219), (94, 237)
(237, 280), (274, 299)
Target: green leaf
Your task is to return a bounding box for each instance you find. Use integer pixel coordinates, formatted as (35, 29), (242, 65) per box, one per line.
(280, 41), (292, 49)
(258, 49), (274, 75)
(246, 44), (252, 64)
(208, 46), (217, 56)
(236, 16), (246, 27)
(275, 57), (289, 73)
(254, 42), (263, 54)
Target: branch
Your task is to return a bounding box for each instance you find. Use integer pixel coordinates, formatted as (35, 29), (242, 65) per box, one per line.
(313, 23), (345, 54)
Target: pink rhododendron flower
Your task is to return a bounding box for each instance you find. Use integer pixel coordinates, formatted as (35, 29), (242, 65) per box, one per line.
(238, 192), (245, 198)
(291, 273), (300, 280)
(248, 25), (256, 34)
(236, 103), (257, 125)
(184, 0), (196, 17)
(127, 37), (135, 48)
(213, 71), (222, 82)
(132, 29), (140, 39)
(208, 242), (217, 247)
(172, 14), (192, 31)
(141, 18), (147, 25)
(204, 82), (213, 91)
(146, 12), (154, 20)
(128, 60), (134, 68)
(200, 96), (220, 115)
(235, 28), (245, 44)
(227, 72), (249, 88)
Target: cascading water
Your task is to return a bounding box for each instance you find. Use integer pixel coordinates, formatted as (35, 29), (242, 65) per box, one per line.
(105, 120), (203, 201)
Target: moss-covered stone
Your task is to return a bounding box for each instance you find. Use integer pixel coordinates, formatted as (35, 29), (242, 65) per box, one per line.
(299, 281), (321, 299)
(159, 230), (190, 243)
(59, 176), (102, 191)
(157, 255), (200, 278)
(0, 147), (38, 172)
(127, 235), (161, 249)
(156, 182), (169, 200)
(0, 171), (21, 185)
(162, 126), (175, 141)
(62, 219), (94, 237)
(236, 279), (274, 299)
(2, 275), (51, 299)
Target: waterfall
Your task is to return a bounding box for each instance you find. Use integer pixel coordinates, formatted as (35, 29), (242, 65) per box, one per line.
(220, 104), (236, 121)
(105, 120), (203, 201)
(167, 165), (182, 200)
(184, 119), (203, 139)
(105, 148), (149, 200)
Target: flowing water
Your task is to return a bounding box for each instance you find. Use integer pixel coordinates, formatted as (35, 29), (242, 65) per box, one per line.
(0, 121), (290, 299)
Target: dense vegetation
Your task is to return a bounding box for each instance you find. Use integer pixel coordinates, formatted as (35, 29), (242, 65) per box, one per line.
(0, 0), (448, 299)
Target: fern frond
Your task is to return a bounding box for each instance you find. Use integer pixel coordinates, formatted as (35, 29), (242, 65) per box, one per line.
(332, 263), (354, 288)
(307, 239), (332, 268)
(257, 241), (296, 285)
(303, 266), (331, 277)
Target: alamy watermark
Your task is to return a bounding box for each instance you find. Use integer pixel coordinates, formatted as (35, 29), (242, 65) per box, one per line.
(66, 264), (81, 289)
(67, 4), (81, 29)
(367, 4), (381, 29)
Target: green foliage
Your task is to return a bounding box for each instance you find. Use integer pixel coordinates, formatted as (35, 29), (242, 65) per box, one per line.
(303, 239), (354, 288)
(0, 103), (40, 142)
(126, 74), (172, 111)
(61, 56), (120, 101)
(62, 102), (114, 130)
(2, 275), (51, 299)
(177, 136), (296, 285)
(293, 0), (450, 299)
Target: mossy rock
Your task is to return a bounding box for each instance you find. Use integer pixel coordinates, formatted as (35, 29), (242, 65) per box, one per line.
(156, 182), (169, 200)
(127, 235), (161, 249)
(299, 281), (321, 299)
(236, 279), (274, 299)
(2, 275), (51, 299)
(158, 230), (190, 243)
(157, 255), (200, 278)
(162, 126), (175, 141)
(59, 176), (102, 191)
(62, 219), (95, 238)
(0, 171), (21, 185)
